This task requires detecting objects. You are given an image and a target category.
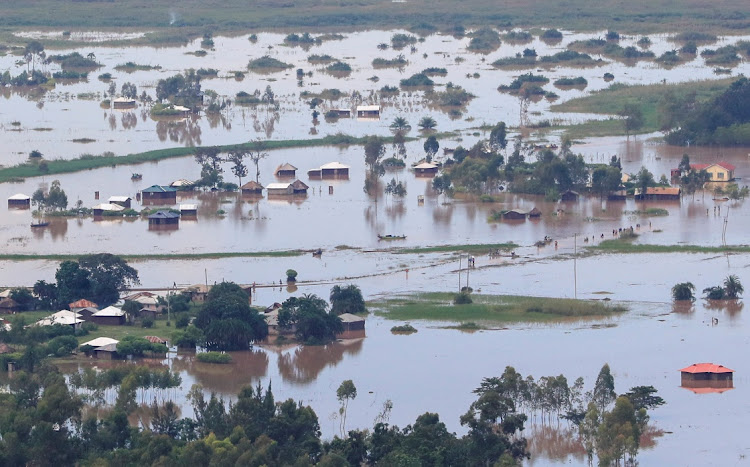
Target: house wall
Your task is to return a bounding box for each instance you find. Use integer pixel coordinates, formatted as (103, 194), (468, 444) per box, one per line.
(8, 200), (30, 209)
(706, 166), (731, 181)
(90, 315), (126, 326)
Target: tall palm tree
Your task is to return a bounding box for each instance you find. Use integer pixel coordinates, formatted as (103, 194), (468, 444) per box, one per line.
(418, 116), (437, 131)
(389, 116), (411, 132)
(723, 275), (744, 299)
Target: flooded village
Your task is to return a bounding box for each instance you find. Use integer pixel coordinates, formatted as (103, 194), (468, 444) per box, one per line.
(1, 2), (750, 464)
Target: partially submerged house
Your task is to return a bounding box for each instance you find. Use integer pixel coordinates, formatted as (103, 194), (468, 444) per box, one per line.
(266, 182), (294, 196)
(148, 210), (180, 229)
(113, 97), (136, 109)
(275, 163), (298, 178)
(170, 179), (193, 188)
(635, 187), (681, 200)
(179, 204), (197, 218)
(291, 179), (309, 194)
(141, 185), (177, 204)
(92, 203), (125, 217)
(356, 105), (380, 118)
(680, 363), (734, 390)
(560, 190), (580, 201)
(502, 209), (528, 220)
(608, 190), (628, 201)
(107, 196), (132, 208)
(7, 194), (30, 209)
(240, 181), (264, 196)
(90, 306), (127, 326)
(691, 162), (735, 182)
(413, 162), (439, 176)
(337, 313), (366, 339)
(528, 207), (542, 218)
(308, 162), (350, 179)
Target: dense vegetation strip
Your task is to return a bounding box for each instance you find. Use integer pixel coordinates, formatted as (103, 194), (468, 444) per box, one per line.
(0, 134), (372, 183)
(590, 241), (750, 254)
(370, 292), (626, 323)
(1, 0), (749, 33)
(0, 251), (304, 261)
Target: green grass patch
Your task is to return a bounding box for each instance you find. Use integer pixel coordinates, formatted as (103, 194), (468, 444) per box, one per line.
(552, 79), (733, 137)
(395, 243), (517, 254)
(590, 241), (750, 254)
(0, 250), (303, 261)
(74, 318), (173, 344)
(196, 351), (232, 363)
(371, 292), (626, 324)
(0, 134), (375, 183)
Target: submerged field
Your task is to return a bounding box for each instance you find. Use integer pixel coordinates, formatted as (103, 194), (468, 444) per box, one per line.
(370, 292), (626, 324)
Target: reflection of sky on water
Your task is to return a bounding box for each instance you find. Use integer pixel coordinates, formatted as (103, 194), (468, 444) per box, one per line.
(2, 30), (750, 164)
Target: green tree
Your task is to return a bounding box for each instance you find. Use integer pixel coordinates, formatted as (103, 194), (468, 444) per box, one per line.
(592, 363), (616, 411)
(432, 174), (452, 203)
(671, 282), (695, 301)
(703, 286), (726, 300)
(623, 386), (665, 411)
(364, 136), (386, 173)
(424, 136), (439, 161)
(329, 285), (366, 315)
(78, 254), (140, 306)
(723, 274), (743, 299)
(591, 166), (622, 199)
(635, 166), (655, 199)
(121, 82), (137, 99)
(46, 180), (68, 211)
(248, 139), (269, 183)
(488, 122), (508, 153)
(54, 261), (92, 308)
(229, 150), (248, 188)
(194, 282), (268, 350)
(336, 380), (357, 436)
(278, 294), (343, 344)
(596, 396), (640, 466)
(619, 104), (644, 138)
(25, 40), (44, 72)
(286, 269), (298, 282)
(678, 154), (691, 174)
(418, 116), (437, 131)
(390, 116), (411, 132)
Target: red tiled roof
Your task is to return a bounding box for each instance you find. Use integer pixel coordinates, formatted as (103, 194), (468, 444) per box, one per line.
(717, 162), (736, 171)
(144, 336), (167, 344)
(690, 162), (736, 172)
(680, 363), (734, 374)
(69, 299), (98, 309)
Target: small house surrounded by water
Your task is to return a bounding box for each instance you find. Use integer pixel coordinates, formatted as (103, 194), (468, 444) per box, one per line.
(503, 209), (528, 220)
(113, 97), (136, 109)
(414, 162), (439, 176)
(275, 163), (298, 178)
(267, 182), (294, 196)
(148, 210), (180, 227)
(291, 179), (310, 194)
(93, 203), (125, 216)
(692, 162), (735, 182)
(337, 313), (366, 339)
(107, 196), (132, 208)
(308, 162), (350, 179)
(142, 185), (177, 204)
(635, 187), (681, 200)
(560, 190), (580, 201)
(528, 207), (542, 218)
(680, 363), (734, 389)
(7, 194), (30, 209)
(356, 105), (380, 117)
(241, 181), (264, 195)
(179, 204), (197, 217)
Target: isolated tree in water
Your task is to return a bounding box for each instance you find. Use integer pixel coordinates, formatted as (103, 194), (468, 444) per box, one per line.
(337, 379), (357, 436)
(330, 284), (366, 315)
(592, 363), (616, 411)
(671, 282), (695, 301)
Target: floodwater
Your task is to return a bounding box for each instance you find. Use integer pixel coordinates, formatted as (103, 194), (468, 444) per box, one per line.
(2, 30), (750, 164)
(3, 27), (750, 466)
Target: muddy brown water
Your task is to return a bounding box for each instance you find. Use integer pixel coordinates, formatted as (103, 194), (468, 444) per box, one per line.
(2, 28), (750, 465)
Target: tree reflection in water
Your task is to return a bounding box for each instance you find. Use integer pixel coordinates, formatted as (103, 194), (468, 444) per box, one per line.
(171, 350), (269, 395)
(155, 117), (202, 146)
(704, 299), (744, 321)
(276, 339), (364, 385)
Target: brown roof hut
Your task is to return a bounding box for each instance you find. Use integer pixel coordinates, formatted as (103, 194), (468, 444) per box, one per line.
(141, 185), (178, 205)
(69, 299), (98, 310)
(503, 209), (528, 220)
(0, 298), (21, 314)
(291, 179), (309, 194)
(107, 196), (132, 208)
(414, 162), (439, 176)
(636, 186), (681, 200)
(7, 194), (31, 209)
(241, 181), (264, 195)
(560, 190), (580, 201)
(528, 207), (542, 218)
(336, 313), (366, 339)
(680, 363), (734, 390)
(275, 163), (298, 178)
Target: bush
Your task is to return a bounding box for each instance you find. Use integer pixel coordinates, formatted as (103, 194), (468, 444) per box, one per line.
(196, 351), (232, 364)
(400, 73), (434, 87)
(142, 317), (155, 328)
(554, 77), (588, 86)
(391, 324), (418, 334)
(81, 322), (98, 333)
(286, 269), (298, 282)
(541, 29), (563, 40)
(47, 335), (78, 357)
(454, 292), (473, 305)
(247, 56), (293, 70)
(672, 282), (695, 301)
(175, 314), (190, 329)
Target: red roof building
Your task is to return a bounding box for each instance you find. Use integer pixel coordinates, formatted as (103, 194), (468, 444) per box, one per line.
(69, 299), (99, 310)
(680, 362), (734, 390)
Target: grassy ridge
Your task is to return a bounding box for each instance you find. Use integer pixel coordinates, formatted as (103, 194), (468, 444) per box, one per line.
(0, 134), (371, 184)
(371, 292), (625, 324)
(590, 240), (750, 254)
(396, 243), (518, 254)
(0, 251), (304, 261)
(551, 79), (733, 138)
(1, 0), (750, 34)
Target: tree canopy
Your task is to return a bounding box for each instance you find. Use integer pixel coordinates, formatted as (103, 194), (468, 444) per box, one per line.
(278, 294), (343, 344)
(194, 282), (268, 350)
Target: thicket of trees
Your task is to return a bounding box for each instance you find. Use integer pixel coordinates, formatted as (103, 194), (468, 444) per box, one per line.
(33, 254), (139, 308)
(155, 70), (203, 110)
(278, 294), (343, 344)
(194, 282), (267, 351)
(665, 77), (750, 145)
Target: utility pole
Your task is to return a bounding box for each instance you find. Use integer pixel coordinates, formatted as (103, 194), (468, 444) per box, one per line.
(458, 255), (462, 292)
